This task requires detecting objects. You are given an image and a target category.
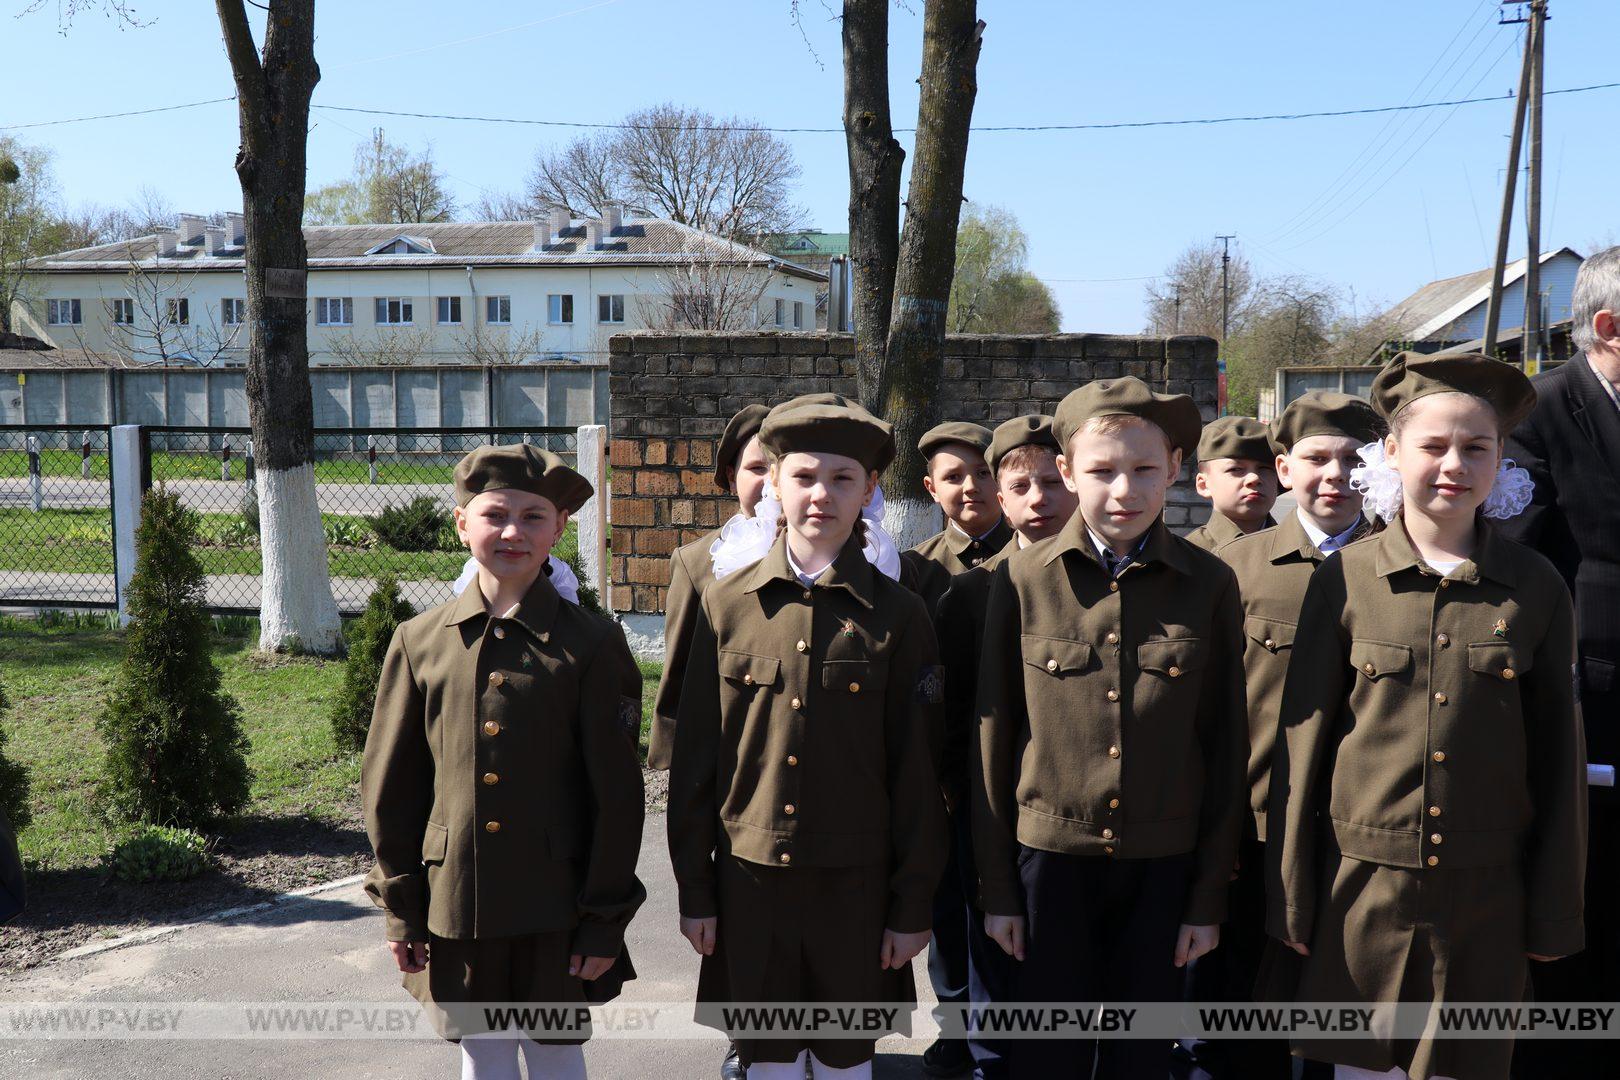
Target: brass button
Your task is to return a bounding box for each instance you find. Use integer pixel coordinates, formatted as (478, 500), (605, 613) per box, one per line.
(743, 673), (755, 686)
(1264, 638), (1276, 650)
(483, 720), (500, 736)
(1103, 845), (1115, 855)
(784, 804), (795, 815)
(1430, 833), (1443, 845)
(1106, 688), (1120, 702)
(779, 852), (792, 864)
(849, 682), (861, 693)
(1427, 855), (1439, 866)
(791, 697), (802, 710)
(1106, 632), (1119, 645)
(1429, 805), (1441, 817)
(1434, 692), (1448, 704)
(796, 640), (808, 653)
(1108, 798), (1120, 809)
(1436, 633), (1449, 647)
(1362, 663), (1376, 676)
(1101, 828), (1114, 840)
(1439, 580), (1450, 589)
(786, 755), (798, 766)
(1502, 668), (1516, 680)
(1046, 659), (1059, 672)
(1432, 750), (1446, 763)
(803, 590), (813, 601)
(539, 632), (550, 643)
(1107, 745), (1120, 759)
(484, 820), (501, 833)
(492, 626), (506, 639)
(1109, 581), (1119, 593)
(482, 772), (499, 786)
(488, 671), (505, 687)
(1168, 665), (1183, 678)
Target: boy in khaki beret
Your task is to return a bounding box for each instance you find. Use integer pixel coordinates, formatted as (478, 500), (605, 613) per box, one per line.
(901, 421), (1015, 616)
(363, 443), (647, 1078)
(972, 378), (1246, 1078)
(1186, 415), (1282, 552)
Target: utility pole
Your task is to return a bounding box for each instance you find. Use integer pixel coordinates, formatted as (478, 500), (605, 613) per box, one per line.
(1486, 1), (1546, 366)
(1522, 0), (1547, 374)
(1216, 235), (1236, 342)
(1174, 287), (1182, 334)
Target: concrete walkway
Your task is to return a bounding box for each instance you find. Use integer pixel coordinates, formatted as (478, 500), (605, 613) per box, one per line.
(0, 814), (937, 1080)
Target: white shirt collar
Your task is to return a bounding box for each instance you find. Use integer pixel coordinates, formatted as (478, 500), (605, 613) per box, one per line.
(949, 517), (1004, 543)
(1591, 359), (1620, 412)
(784, 543), (826, 588)
(1296, 507), (1361, 554)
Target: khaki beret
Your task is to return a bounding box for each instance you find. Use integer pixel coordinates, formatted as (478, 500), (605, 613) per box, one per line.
(1196, 415), (1280, 464)
(759, 402), (896, 474)
(453, 443), (593, 512)
(774, 391), (866, 413)
(1273, 391), (1384, 451)
(1370, 351), (1536, 432)
(918, 421), (994, 460)
(1052, 377), (1202, 459)
(713, 404), (769, 488)
(988, 414), (1060, 473)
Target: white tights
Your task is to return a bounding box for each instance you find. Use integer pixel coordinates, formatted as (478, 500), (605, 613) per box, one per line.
(744, 1049), (873, 1079)
(458, 1033), (587, 1080)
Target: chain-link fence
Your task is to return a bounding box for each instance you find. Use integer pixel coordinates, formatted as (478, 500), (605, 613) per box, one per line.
(0, 425), (120, 609)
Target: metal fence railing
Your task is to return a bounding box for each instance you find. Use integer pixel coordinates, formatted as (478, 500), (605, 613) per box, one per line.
(0, 424), (578, 616)
(0, 425), (120, 610)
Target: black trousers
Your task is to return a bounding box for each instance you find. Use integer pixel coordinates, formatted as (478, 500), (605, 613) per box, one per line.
(1011, 846), (1192, 1080)
(1513, 785), (1620, 1077)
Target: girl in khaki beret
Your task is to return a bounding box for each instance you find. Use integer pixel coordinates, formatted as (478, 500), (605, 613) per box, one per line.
(1267, 354), (1586, 1080)
(667, 401), (948, 1079)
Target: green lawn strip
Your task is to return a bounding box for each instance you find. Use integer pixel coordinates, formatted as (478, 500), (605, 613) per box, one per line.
(0, 450), (458, 485)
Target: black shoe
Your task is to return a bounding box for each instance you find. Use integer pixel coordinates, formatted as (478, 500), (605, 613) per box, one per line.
(921, 1036), (974, 1077)
(721, 1042), (746, 1080)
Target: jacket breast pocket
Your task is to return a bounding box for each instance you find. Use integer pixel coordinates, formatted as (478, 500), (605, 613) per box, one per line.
(1245, 616), (1295, 655)
(1022, 634), (1093, 677)
(822, 658), (889, 696)
(1137, 637), (1205, 680)
(421, 820), (448, 865)
(1467, 642), (1534, 682)
(1350, 639), (1413, 681)
(719, 649), (781, 691)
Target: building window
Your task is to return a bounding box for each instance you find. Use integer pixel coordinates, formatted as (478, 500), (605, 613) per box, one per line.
(108, 298), (134, 325)
(793, 301), (804, 329)
(222, 298), (246, 326)
(548, 294), (574, 324)
(167, 298), (190, 326)
(486, 295), (511, 324)
(597, 294), (625, 324)
(315, 297), (354, 326)
(773, 298), (785, 327)
(375, 297), (414, 325)
(437, 296), (462, 325)
(47, 298), (82, 325)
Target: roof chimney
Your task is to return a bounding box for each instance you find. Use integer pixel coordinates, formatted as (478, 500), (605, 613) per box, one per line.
(155, 229), (177, 257)
(548, 208), (570, 242)
(532, 217), (552, 252)
(205, 224), (227, 255)
(223, 211), (244, 245)
(177, 213), (205, 247)
(584, 220), (602, 250)
(602, 203), (622, 235)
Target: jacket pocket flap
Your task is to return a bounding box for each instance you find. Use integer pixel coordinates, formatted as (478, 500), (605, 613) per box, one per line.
(1350, 639), (1414, 679)
(1245, 616), (1296, 652)
(821, 658), (889, 692)
(1021, 634), (1093, 675)
(1137, 637), (1206, 676)
(547, 825), (582, 860)
(718, 649), (780, 688)
(421, 820), (448, 863)
(1467, 642), (1534, 680)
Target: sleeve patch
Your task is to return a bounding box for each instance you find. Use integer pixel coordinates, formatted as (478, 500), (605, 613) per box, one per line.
(618, 696), (642, 738)
(914, 665), (945, 705)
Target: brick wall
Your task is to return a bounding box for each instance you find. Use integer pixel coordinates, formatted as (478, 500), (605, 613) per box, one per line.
(608, 330), (1219, 618)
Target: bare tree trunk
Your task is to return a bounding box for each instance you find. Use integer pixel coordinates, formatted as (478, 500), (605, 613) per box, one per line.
(879, 0), (984, 547)
(217, 0), (342, 654)
(842, 0), (903, 408)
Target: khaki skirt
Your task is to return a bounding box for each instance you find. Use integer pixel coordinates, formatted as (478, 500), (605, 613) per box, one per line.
(1293, 854), (1528, 1080)
(696, 855), (916, 1070)
(405, 931), (635, 1043)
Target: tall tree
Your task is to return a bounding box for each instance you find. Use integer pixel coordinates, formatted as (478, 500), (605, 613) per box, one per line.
(0, 137), (58, 334)
(305, 128), (454, 225)
(948, 203), (1059, 333)
(217, 0), (342, 654)
(1142, 240), (1256, 339)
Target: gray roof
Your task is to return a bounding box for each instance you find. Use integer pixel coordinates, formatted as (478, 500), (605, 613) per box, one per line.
(26, 217), (826, 281)
(1383, 247), (1581, 342)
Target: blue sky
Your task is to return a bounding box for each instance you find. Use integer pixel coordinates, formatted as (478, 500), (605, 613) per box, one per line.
(3, 0), (1616, 333)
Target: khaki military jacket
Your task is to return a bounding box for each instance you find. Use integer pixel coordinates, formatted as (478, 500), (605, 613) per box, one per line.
(1220, 512), (1377, 840)
(1185, 510), (1251, 553)
(363, 573), (647, 955)
(1266, 519), (1586, 957)
(667, 532), (948, 934)
(647, 526), (723, 771)
(972, 516), (1247, 925)
(901, 517), (1015, 615)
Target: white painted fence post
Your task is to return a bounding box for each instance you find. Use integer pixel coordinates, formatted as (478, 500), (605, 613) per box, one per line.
(111, 424), (144, 623)
(575, 424), (609, 608)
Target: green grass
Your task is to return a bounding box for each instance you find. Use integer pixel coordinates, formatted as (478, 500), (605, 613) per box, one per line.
(0, 449), (460, 486)
(0, 617), (660, 872)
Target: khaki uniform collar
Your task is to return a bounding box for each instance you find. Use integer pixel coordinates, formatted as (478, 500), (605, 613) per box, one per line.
(744, 530), (877, 608)
(943, 515), (1012, 558)
(1373, 515), (1520, 588)
(1271, 510), (1375, 564)
(442, 566), (562, 639)
(1043, 513), (1194, 577)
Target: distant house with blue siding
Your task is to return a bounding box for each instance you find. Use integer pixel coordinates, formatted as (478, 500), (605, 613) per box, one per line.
(1377, 247), (1583, 357)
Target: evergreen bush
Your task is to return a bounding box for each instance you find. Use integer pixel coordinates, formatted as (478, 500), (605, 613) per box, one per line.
(330, 577), (414, 753)
(368, 496), (450, 552)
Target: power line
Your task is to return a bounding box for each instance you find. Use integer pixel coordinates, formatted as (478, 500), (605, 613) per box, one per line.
(0, 96), (236, 131)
